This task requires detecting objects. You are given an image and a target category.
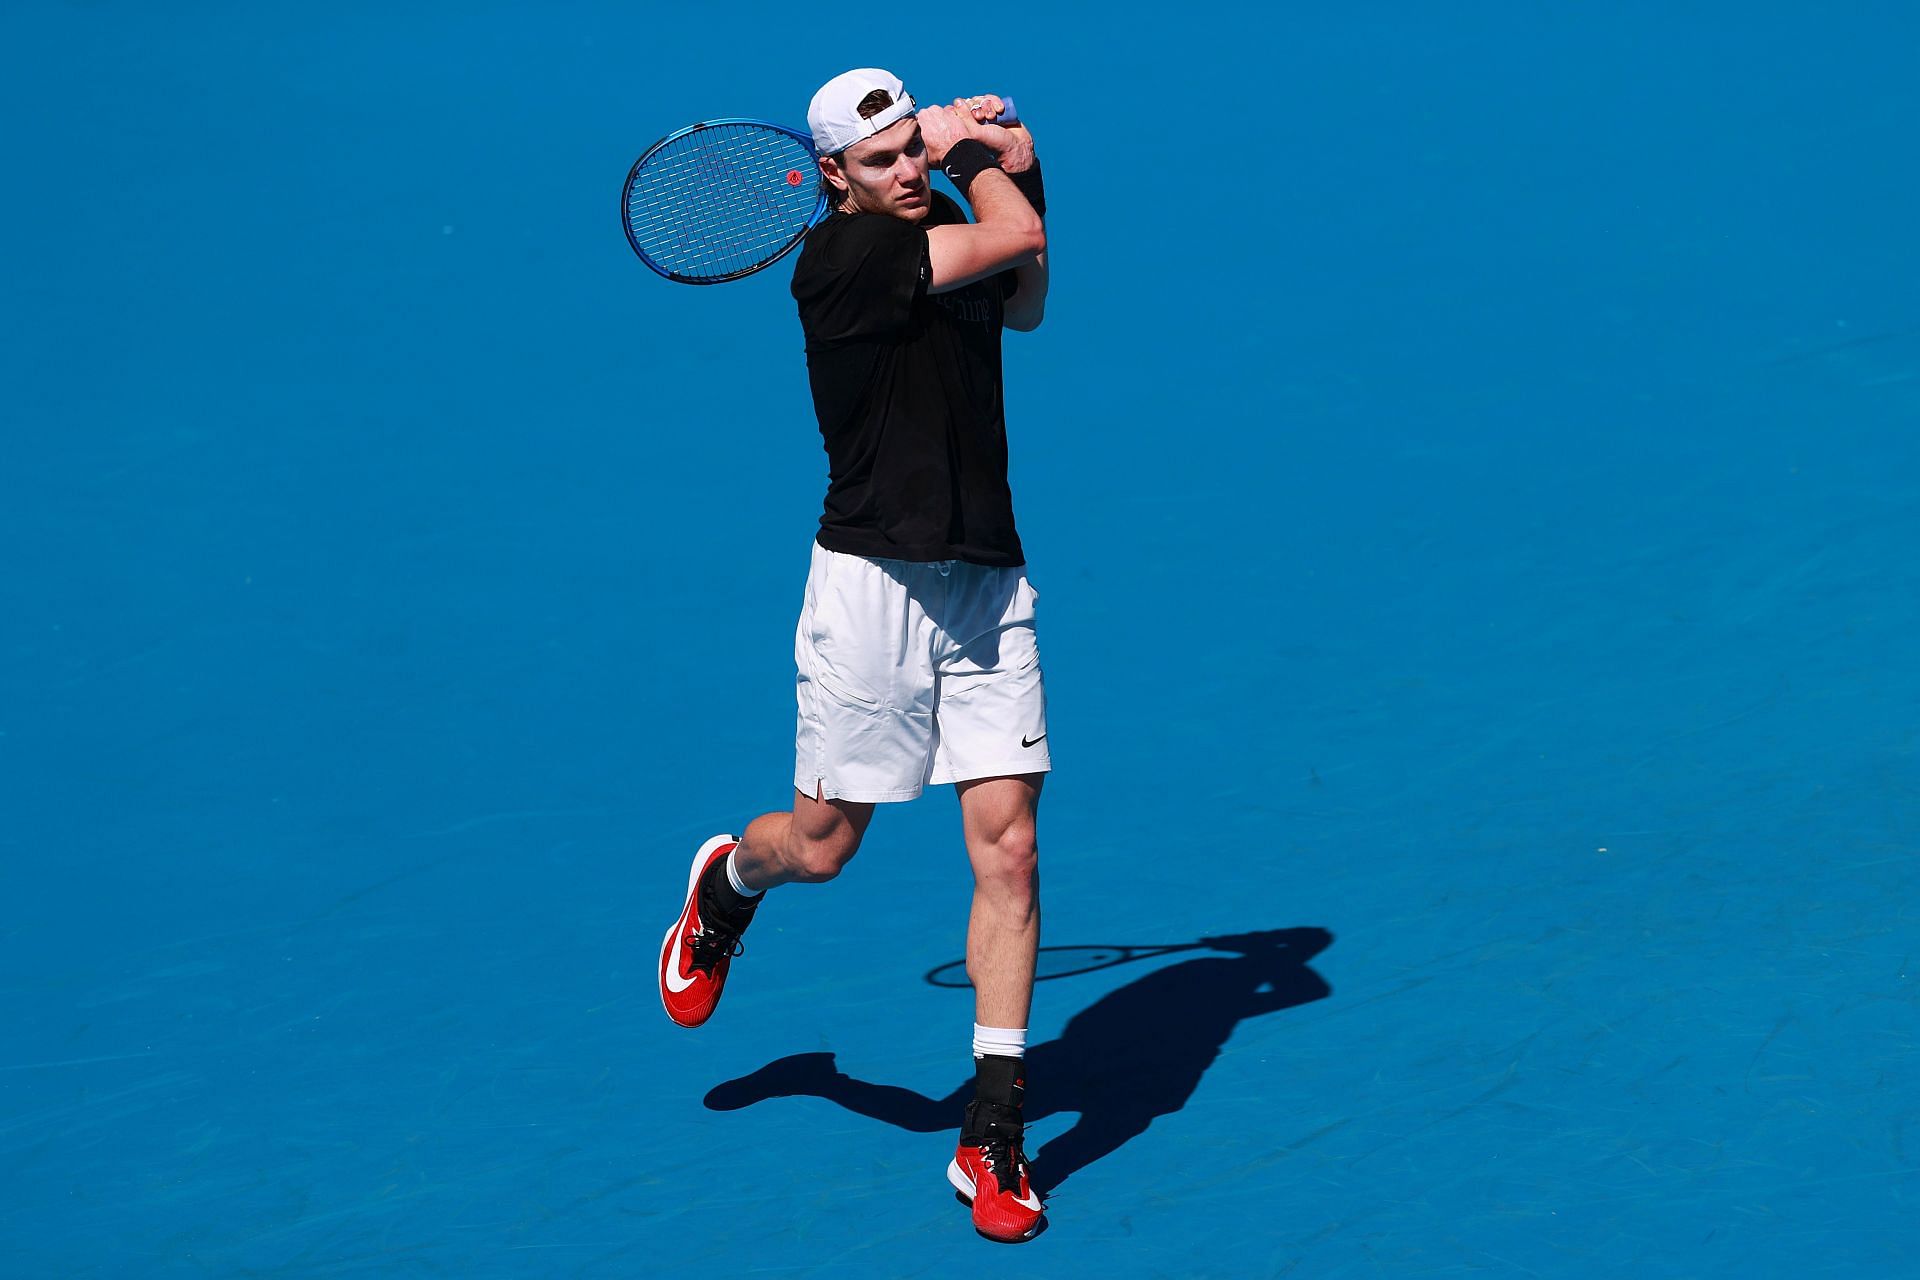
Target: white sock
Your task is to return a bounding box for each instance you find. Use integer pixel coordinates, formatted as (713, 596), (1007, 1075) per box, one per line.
(972, 1023), (1027, 1059)
(725, 846), (763, 898)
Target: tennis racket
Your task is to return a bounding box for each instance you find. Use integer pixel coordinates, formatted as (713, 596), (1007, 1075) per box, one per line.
(621, 96), (1021, 285)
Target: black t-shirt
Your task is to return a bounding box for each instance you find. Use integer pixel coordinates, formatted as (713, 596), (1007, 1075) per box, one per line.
(791, 191), (1024, 566)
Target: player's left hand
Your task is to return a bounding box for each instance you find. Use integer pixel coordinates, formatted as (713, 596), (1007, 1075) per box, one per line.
(958, 94), (1006, 123)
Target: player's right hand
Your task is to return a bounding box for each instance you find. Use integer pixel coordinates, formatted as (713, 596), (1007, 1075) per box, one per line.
(916, 103), (970, 166)
(951, 97), (1034, 173)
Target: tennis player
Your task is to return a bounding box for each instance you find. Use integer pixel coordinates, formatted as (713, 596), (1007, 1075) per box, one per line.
(657, 68), (1052, 1242)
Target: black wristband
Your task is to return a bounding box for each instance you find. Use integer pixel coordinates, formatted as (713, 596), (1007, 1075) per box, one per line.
(1007, 155), (1046, 217)
(941, 138), (1001, 195)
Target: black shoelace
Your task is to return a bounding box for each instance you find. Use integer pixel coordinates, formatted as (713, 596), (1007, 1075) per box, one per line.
(968, 1101), (1028, 1195)
(687, 883), (755, 974)
(983, 1133), (1026, 1194)
(687, 922), (745, 974)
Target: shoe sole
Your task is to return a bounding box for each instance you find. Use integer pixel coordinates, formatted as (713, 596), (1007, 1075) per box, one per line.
(946, 1159), (1045, 1243)
(658, 833), (737, 1027)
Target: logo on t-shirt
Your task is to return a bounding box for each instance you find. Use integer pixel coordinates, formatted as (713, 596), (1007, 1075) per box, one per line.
(934, 291), (993, 326)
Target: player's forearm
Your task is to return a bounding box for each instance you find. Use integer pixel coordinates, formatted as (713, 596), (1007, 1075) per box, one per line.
(965, 168), (1045, 249)
(1006, 251), (1048, 332)
(925, 131), (1044, 291)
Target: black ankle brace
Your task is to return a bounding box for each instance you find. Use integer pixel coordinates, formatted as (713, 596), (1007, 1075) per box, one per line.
(700, 853), (762, 925)
(972, 1052), (1025, 1109)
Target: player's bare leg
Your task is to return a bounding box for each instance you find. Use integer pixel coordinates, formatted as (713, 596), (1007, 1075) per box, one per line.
(958, 774), (1043, 1026)
(658, 789), (873, 1027)
(948, 772), (1046, 1241)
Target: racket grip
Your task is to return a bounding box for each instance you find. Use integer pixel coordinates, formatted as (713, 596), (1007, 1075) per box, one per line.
(993, 95), (1021, 127)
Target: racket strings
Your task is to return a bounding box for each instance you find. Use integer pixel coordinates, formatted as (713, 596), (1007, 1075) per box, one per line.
(626, 124), (821, 282)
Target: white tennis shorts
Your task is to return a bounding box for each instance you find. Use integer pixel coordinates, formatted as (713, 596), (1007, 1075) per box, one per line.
(794, 542), (1051, 803)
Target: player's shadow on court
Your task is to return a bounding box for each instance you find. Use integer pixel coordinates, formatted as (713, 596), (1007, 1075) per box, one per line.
(705, 926), (1332, 1191)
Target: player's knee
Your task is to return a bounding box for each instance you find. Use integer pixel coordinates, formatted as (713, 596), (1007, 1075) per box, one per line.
(788, 828), (861, 883)
(974, 823), (1038, 893)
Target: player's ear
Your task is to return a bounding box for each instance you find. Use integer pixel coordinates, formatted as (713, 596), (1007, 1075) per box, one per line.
(818, 155), (849, 197)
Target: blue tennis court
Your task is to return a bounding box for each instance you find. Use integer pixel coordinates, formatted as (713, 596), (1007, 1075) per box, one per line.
(5, 4), (1915, 1275)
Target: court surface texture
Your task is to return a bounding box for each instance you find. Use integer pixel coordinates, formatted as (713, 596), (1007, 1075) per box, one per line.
(4, 4), (1915, 1276)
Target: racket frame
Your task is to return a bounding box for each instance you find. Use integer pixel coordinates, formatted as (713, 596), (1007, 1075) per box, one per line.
(620, 117), (830, 286)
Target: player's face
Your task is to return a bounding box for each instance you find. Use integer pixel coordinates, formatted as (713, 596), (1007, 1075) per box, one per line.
(824, 116), (931, 221)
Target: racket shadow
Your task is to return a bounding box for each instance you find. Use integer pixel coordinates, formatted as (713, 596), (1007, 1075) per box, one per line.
(703, 926), (1333, 1192)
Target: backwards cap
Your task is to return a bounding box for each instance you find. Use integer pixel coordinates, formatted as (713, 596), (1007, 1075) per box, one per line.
(807, 68), (917, 155)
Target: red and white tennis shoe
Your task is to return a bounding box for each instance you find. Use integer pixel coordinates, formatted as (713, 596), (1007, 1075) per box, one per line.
(658, 834), (751, 1028)
(947, 1100), (1046, 1242)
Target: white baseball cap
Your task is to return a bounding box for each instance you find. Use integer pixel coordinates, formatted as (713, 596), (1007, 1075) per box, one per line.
(807, 68), (917, 155)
